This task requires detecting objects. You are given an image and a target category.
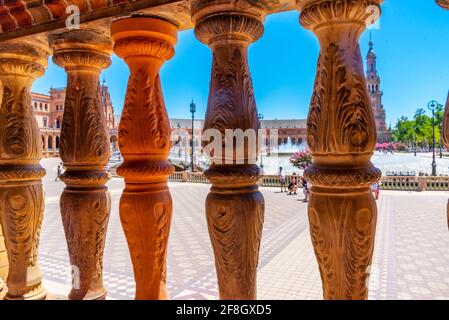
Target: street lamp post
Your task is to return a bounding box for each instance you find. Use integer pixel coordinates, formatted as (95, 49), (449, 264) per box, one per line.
(258, 113), (264, 168)
(413, 132), (417, 157)
(190, 100), (196, 172)
(177, 123), (182, 159)
(428, 100), (439, 176)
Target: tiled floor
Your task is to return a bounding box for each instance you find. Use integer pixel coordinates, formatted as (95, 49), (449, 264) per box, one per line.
(15, 159), (449, 299)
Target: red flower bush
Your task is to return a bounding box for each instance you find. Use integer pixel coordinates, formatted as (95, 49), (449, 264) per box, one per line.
(290, 150), (312, 170)
(375, 142), (408, 153)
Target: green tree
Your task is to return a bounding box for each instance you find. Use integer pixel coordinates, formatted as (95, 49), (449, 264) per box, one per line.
(392, 116), (415, 144)
(392, 106), (444, 149)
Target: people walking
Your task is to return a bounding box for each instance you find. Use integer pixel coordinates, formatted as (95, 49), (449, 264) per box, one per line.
(288, 173), (298, 195)
(278, 167), (287, 193)
(55, 163), (62, 181)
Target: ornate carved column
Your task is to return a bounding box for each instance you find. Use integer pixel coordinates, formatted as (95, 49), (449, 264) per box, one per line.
(0, 38), (50, 300)
(442, 93), (449, 229)
(111, 16), (177, 300)
(49, 29), (112, 300)
(437, 2), (449, 229)
(298, 0), (382, 300)
(0, 226), (7, 296)
(436, 0), (449, 10)
(192, 1), (266, 300)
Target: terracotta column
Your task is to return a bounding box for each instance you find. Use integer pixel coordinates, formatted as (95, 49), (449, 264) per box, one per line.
(192, 1), (266, 300)
(0, 226), (7, 296)
(298, 0), (382, 300)
(111, 17), (177, 300)
(49, 29), (112, 300)
(436, 0), (449, 10)
(0, 38), (50, 300)
(442, 93), (449, 229)
(436, 2), (449, 229)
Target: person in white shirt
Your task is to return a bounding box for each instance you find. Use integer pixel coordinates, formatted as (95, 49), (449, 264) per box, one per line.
(278, 167), (286, 193)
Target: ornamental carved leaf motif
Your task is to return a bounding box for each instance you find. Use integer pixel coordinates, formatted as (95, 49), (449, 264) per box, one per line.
(1, 86), (38, 158)
(207, 202), (240, 278)
(308, 206), (336, 298)
(61, 191), (110, 293)
(0, 184), (44, 268)
(148, 75), (171, 151)
(60, 84), (75, 161)
(119, 70), (170, 153)
(152, 201), (171, 284)
(309, 196), (376, 299)
(94, 193), (110, 273)
(205, 47), (259, 140)
(244, 193), (264, 293)
(307, 43), (375, 155)
(207, 193), (264, 298)
(307, 52), (326, 151)
(62, 78), (109, 162)
(120, 193), (172, 298)
(118, 72), (137, 150)
(79, 82), (109, 160)
(344, 207), (375, 299)
(336, 45), (375, 152)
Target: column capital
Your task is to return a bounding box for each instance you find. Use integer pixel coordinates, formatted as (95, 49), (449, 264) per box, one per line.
(50, 29), (112, 72)
(111, 17), (177, 63)
(298, 0), (382, 35)
(0, 38), (49, 80)
(192, 1), (265, 47)
(191, 0), (267, 20)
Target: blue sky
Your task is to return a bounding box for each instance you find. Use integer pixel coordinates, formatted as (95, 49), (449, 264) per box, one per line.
(33, 1), (449, 127)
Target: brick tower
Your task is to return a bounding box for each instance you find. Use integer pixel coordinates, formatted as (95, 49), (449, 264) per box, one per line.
(366, 35), (391, 143)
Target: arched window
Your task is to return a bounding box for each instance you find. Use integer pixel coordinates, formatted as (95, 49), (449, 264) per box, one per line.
(39, 103), (43, 110)
(43, 116), (47, 128)
(55, 136), (60, 149)
(34, 102), (37, 109)
(56, 117), (62, 129)
(48, 136), (53, 149)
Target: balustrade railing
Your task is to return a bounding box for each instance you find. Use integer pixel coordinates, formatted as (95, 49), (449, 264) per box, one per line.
(0, 0), (445, 302)
(164, 172), (449, 192)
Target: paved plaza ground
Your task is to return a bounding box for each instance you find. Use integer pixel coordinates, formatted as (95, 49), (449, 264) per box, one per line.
(37, 158), (449, 300)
